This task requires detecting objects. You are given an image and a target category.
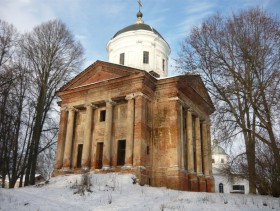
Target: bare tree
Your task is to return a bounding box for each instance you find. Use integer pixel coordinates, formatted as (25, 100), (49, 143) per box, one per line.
(0, 19), (18, 69)
(176, 8), (280, 195)
(20, 19), (84, 186)
(0, 19), (19, 188)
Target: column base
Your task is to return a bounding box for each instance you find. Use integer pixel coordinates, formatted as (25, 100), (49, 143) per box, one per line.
(81, 167), (90, 172)
(52, 169), (61, 177)
(123, 164), (133, 169)
(198, 174), (206, 192)
(206, 176), (215, 192)
(188, 173), (198, 192)
(62, 167), (71, 171)
(52, 168), (74, 176)
(102, 165), (112, 171)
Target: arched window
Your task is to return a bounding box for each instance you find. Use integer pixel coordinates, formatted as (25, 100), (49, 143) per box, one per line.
(219, 183), (224, 193)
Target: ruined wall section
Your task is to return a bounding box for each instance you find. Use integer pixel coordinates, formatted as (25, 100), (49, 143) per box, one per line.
(151, 77), (183, 189)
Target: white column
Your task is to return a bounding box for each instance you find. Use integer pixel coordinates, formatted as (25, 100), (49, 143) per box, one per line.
(187, 110), (194, 173)
(125, 94), (135, 167)
(207, 124), (213, 175)
(102, 99), (115, 169)
(202, 121), (210, 176)
(63, 107), (77, 169)
(82, 103), (97, 169)
(55, 106), (67, 169)
(195, 116), (202, 175)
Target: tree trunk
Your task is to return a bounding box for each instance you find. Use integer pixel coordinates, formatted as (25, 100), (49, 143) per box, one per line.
(29, 85), (46, 185)
(246, 136), (256, 194)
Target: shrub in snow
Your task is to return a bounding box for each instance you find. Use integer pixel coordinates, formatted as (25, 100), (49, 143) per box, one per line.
(71, 173), (93, 196)
(107, 191), (112, 204)
(131, 176), (137, 184)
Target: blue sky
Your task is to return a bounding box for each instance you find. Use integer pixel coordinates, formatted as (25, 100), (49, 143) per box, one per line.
(0, 0), (279, 75)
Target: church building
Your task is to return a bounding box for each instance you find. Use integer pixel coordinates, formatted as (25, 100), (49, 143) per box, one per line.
(53, 7), (215, 192)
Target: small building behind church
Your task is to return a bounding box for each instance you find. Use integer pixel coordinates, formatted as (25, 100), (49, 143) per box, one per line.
(53, 8), (215, 192)
(212, 140), (250, 194)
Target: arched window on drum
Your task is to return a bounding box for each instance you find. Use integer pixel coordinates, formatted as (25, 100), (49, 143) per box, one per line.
(219, 183), (224, 193)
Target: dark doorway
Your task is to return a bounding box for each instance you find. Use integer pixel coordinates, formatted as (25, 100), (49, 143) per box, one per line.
(117, 140), (126, 166)
(77, 144), (83, 168)
(96, 142), (104, 169)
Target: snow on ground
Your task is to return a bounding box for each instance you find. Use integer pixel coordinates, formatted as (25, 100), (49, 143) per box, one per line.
(0, 173), (279, 211)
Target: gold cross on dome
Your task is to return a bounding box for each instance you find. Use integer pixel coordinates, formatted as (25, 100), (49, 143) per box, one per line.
(137, 0), (142, 11)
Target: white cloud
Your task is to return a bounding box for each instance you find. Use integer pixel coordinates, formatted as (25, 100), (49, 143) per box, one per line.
(184, 1), (214, 15)
(0, 0), (55, 32)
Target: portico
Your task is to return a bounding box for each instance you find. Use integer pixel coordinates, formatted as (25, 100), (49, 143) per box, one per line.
(53, 60), (215, 192)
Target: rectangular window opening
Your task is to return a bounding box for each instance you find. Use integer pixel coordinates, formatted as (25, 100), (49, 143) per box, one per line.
(120, 53), (125, 65)
(233, 185), (245, 191)
(162, 59), (165, 71)
(100, 110), (106, 122)
(143, 51), (149, 64)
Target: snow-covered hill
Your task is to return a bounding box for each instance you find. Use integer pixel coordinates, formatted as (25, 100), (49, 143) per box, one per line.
(0, 173), (279, 211)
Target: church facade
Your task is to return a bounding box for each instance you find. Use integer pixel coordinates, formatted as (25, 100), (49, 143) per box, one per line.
(53, 10), (215, 192)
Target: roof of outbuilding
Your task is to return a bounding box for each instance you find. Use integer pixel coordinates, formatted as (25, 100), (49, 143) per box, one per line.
(212, 145), (227, 155)
(212, 140), (227, 155)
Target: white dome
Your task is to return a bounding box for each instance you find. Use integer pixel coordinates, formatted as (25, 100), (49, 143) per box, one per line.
(106, 15), (171, 78)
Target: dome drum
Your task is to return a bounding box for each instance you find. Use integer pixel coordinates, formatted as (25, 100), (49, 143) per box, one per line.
(106, 14), (171, 78)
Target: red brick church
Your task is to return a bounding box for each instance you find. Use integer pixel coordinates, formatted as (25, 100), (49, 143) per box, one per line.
(53, 7), (215, 192)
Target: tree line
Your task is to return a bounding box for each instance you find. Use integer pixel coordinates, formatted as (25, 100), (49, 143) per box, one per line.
(176, 8), (280, 197)
(0, 19), (84, 188)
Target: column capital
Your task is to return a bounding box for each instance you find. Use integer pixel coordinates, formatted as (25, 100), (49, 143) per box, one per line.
(60, 106), (68, 111)
(201, 120), (207, 125)
(85, 103), (98, 109)
(199, 117), (206, 122)
(105, 98), (116, 105)
(187, 108), (194, 113)
(68, 107), (79, 112)
(133, 92), (151, 101)
(125, 94), (135, 100)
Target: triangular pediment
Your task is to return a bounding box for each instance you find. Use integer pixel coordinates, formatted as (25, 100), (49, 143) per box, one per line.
(187, 76), (211, 102)
(179, 75), (215, 111)
(59, 60), (144, 92)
